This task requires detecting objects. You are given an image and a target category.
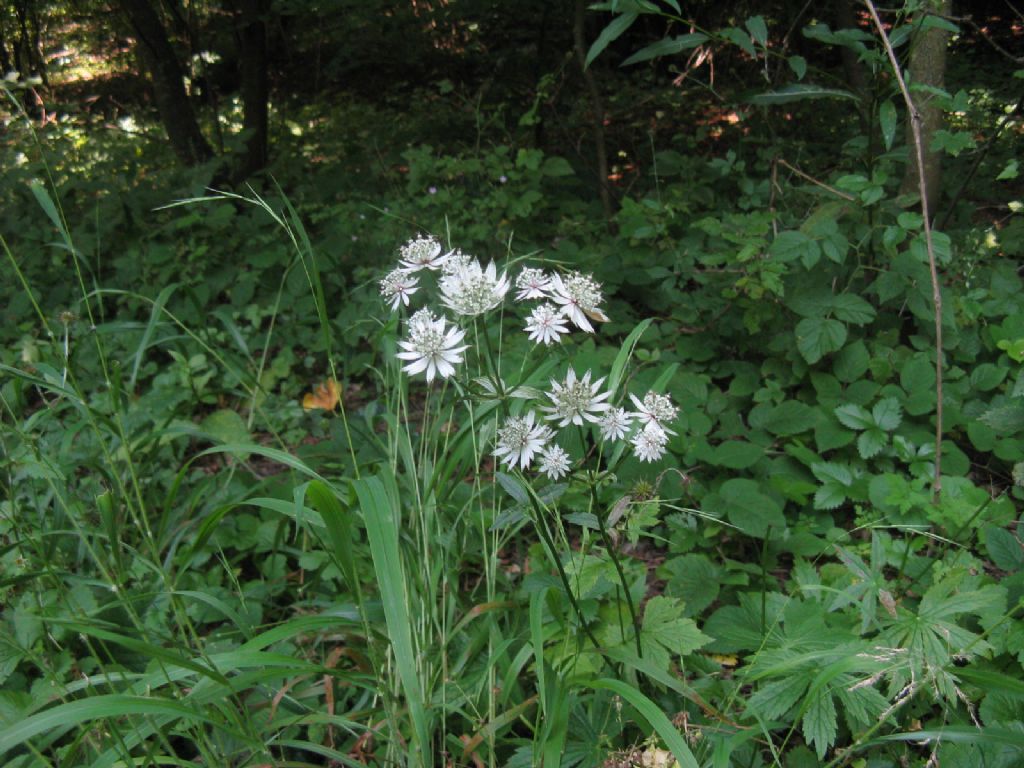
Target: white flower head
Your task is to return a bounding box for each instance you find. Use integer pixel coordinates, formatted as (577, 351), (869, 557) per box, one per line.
(538, 445), (572, 480)
(515, 267), (552, 301)
(380, 268), (419, 311)
(525, 303), (569, 346)
(598, 407), (633, 442)
(395, 312), (468, 382)
(630, 390), (679, 430)
(441, 248), (473, 276)
(541, 368), (612, 427)
(549, 271), (609, 333)
(493, 411), (553, 470)
(398, 235), (446, 272)
(632, 422), (669, 463)
(439, 258), (510, 316)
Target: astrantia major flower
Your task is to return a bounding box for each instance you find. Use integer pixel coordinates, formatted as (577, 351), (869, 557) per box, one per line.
(493, 411), (553, 470)
(630, 391), (679, 430)
(515, 267), (552, 301)
(549, 271), (608, 333)
(525, 303), (569, 346)
(538, 445), (572, 479)
(598, 407), (633, 442)
(395, 311), (468, 382)
(441, 248), (473, 276)
(542, 368), (612, 427)
(439, 258), (510, 316)
(398, 235), (446, 272)
(632, 422), (669, 463)
(380, 268), (419, 311)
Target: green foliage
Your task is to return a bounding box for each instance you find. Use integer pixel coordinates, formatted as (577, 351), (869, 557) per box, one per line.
(2, 1), (1024, 765)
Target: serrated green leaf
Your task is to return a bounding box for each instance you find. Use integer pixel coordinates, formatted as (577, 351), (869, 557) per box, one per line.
(872, 398), (902, 431)
(717, 478), (785, 538)
(811, 462), (853, 486)
(985, 526), (1024, 572)
(833, 341), (869, 383)
(796, 317), (847, 364)
(830, 294), (876, 325)
(980, 403), (1024, 434)
(803, 686), (838, 759)
(857, 428), (887, 459)
(747, 674), (808, 720)
(835, 404), (873, 430)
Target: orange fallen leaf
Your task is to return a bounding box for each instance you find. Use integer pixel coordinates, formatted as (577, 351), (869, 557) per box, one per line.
(302, 379), (341, 411)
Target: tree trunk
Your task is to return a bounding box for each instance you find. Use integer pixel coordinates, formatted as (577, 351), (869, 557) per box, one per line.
(231, 0), (270, 181)
(118, 0), (213, 166)
(572, 0), (614, 224)
(900, 0), (952, 206)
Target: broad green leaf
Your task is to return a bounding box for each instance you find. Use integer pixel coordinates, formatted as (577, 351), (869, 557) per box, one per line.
(718, 478), (785, 538)
(871, 398), (902, 431)
(585, 12), (638, 69)
(796, 317), (847, 364)
(832, 340), (869, 384)
(811, 462), (852, 486)
(621, 33), (708, 66)
(788, 55), (807, 80)
(970, 363), (1007, 391)
(712, 440), (764, 469)
(721, 26), (755, 56)
(749, 84), (858, 105)
(857, 428), (887, 459)
(984, 526), (1024, 572)
(753, 400), (817, 436)
(834, 404), (873, 430)
(830, 294), (876, 325)
(199, 410), (252, 457)
(745, 15), (768, 46)
(879, 100), (897, 150)
(980, 403), (1024, 434)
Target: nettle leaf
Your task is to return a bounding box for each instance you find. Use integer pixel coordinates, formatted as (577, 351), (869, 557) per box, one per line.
(872, 398), (902, 431)
(803, 686), (838, 759)
(796, 317), (847, 364)
(641, 596), (711, 672)
(857, 428), (887, 459)
(834, 404), (873, 430)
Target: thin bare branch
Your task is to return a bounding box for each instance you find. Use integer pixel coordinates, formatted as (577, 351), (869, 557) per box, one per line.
(863, 0), (944, 503)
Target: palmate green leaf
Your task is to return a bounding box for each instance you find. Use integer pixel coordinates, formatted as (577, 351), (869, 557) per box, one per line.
(796, 317), (847, 364)
(641, 596), (710, 670)
(716, 478), (785, 538)
(746, 674), (808, 720)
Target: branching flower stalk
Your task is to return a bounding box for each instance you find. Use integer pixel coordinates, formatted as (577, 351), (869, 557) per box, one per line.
(864, 0), (944, 502)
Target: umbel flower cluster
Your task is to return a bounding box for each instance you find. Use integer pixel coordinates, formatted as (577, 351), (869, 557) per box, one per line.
(380, 234), (679, 474)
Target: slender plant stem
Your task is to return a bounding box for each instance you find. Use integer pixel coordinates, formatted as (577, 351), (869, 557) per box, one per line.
(864, 0), (944, 503)
(586, 472), (643, 658)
